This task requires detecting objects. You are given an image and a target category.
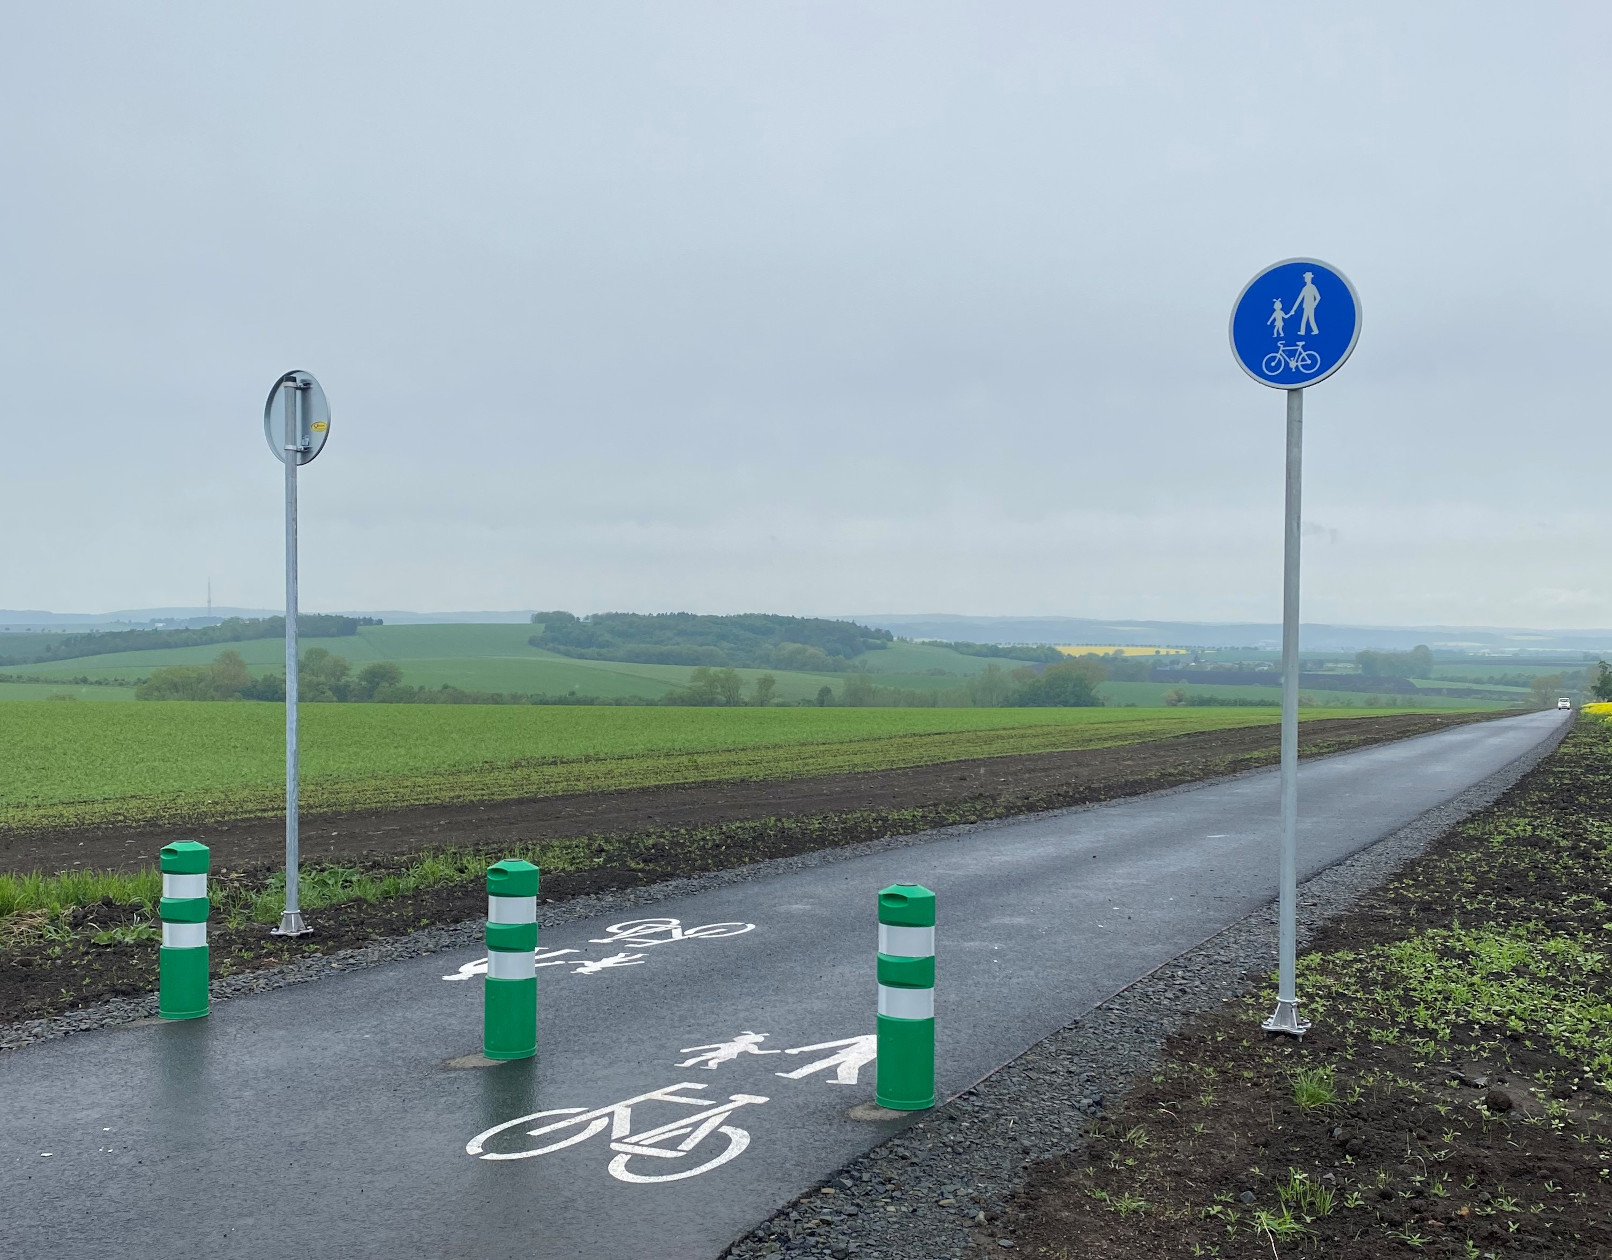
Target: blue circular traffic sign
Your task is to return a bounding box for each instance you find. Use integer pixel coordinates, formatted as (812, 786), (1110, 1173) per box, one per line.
(1229, 258), (1361, 389)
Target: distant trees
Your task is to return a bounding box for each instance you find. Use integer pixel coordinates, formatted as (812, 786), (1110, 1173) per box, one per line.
(967, 664), (1011, 707)
(1527, 673), (1568, 710)
(1589, 660), (1612, 702)
(1356, 645), (1434, 679)
(352, 662), (406, 701)
(841, 673), (877, 707)
(1004, 659), (1105, 707)
(752, 674), (778, 707)
(136, 650), (255, 701)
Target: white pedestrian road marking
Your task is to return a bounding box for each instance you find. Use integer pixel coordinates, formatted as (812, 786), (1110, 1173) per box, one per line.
(773, 1035), (878, 1086)
(677, 1032), (779, 1069)
(467, 1082), (768, 1184)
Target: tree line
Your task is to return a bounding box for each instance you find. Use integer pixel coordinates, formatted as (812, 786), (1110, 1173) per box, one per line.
(528, 610), (893, 672)
(133, 651), (1110, 708)
(12, 614), (379, 667)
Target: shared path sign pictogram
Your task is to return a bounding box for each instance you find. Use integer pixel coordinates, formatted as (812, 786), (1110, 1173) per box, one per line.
(1229, 258), (1360, 389)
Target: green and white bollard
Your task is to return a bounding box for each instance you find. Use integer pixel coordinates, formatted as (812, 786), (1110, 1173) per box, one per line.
(483, 859), (540, 1060)
(159, 841), (210, 1020)
(876, 881), (935, 1110)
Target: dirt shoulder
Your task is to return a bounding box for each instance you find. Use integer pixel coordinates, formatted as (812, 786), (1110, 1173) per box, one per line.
(1002, 718), (1612, 1259)
(4, 711), (1493, 876)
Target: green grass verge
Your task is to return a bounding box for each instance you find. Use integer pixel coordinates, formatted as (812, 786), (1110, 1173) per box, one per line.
(0, 702), (1408, 832)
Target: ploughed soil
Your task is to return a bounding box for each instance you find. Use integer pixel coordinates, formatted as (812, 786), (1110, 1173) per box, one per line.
(1, 712), (1491, 1026)
(1002, 719), (1612, 1258)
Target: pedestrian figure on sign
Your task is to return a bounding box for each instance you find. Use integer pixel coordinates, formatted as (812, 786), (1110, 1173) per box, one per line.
(1291, 271), (1321, 335)
(677, 1031), (780, 1070)
(1267, 297), (1287, 337)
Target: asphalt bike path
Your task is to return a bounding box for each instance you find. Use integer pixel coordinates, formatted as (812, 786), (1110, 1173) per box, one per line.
(0, 710), (1566, 1259)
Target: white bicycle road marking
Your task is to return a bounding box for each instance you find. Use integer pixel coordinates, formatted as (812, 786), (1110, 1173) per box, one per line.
(441, 917), (755, 981)
(572, 951), (647, 974)
(466, 1083), (768, 1183)
(590, 918), (756, 948)
(466, 1032), (875, 1186)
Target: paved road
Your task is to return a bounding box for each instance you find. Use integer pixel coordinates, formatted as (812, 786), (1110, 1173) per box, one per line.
(0, 710), (1566, 1259)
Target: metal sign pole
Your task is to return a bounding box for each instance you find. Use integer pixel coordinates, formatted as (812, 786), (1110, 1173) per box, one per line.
(1228, 256), (1359, 1039)
(260, 368), (329, 937)
(1263, 386), (1308, 1035)
(274, 378), (310, 937)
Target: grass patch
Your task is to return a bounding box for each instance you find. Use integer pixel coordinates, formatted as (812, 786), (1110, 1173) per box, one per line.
(0, 867), (160, 918)
(1290, 1065), (1338, 1111)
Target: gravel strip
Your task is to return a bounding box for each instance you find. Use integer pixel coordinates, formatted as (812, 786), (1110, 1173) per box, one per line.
(718, 719), (1569, 1260)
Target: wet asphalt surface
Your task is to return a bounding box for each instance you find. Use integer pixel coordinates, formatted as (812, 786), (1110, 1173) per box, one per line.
(0, 710), (1566, 1259)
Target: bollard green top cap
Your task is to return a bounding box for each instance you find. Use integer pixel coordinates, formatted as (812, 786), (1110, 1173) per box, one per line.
(878, 882), (935, 927)
(159, 841), (210, 874)
(487, 859), (540, 898)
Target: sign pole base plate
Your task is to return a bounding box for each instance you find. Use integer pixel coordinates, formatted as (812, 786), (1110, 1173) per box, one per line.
(271, 910), (312, 937)
(1261, 999), (1310, 1038)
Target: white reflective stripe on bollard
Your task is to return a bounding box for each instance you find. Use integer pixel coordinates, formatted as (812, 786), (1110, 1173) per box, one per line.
(488, 895), (536, 924)
(488, 950), (536, 980)
(162, 922), (207, 948)
(162, 873), (208, 899)
(878, 924), (934, 958)
(877, 984), (934, 1020)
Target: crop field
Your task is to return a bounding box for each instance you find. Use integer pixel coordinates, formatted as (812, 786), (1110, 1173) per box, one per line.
(0, 683), (137, 702)
(1, 700), (1393, 832)
(14, 624), (1043, 701)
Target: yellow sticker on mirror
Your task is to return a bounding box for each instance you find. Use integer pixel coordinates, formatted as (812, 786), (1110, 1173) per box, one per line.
(311, 421), (328, 432)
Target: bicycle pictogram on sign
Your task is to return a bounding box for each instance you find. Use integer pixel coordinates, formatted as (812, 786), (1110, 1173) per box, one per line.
(1261, 341), (1321, 377)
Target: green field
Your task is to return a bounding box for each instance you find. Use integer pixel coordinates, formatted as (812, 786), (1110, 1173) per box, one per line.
(0, 683), (137, 702)
(12, 624), (1043, 702)
(1, 700), (1397, 832)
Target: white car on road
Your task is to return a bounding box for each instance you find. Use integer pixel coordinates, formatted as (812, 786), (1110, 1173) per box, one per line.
(1557, 697), (1572, 710)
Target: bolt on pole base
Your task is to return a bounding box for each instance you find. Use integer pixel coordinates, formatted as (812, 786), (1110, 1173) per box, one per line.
(271, 909), (312, 937)
(1261, 999), (1310, 1038)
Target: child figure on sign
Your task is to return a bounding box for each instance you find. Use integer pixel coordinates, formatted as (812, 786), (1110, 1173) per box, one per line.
(1267, 297), (1288, 337)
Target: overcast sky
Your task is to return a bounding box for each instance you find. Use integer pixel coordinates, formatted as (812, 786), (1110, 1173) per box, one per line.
(3, 3), (1608, 626)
